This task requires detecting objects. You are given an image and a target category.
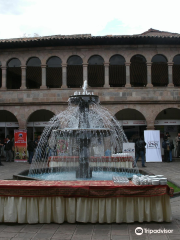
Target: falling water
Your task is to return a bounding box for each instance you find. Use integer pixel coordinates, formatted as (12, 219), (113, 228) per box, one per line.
(28, 81), (140, 180)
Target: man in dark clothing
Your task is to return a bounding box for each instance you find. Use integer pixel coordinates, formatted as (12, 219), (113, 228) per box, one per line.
(175, 132), (180, 157)
(0, 139), (4, 166)
(4, 135), (12, 162)
(162, 135), (174, 162)
(27, 139), (35, 164)
(135, 137), (146, 167)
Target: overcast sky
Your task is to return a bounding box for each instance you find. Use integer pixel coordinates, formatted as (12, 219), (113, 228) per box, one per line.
(0, 0), (179, 39)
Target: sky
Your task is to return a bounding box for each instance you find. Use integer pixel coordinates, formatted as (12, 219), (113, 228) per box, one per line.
(0, 0), (180, 39)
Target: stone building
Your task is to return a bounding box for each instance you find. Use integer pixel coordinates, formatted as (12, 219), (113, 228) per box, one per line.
(0, 28), (180, 154)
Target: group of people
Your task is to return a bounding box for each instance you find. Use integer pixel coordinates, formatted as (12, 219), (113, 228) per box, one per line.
(162, 131), (180, 162)
(134, 131), (180, 167)
(0, 135), (14, 166)
(0, 134), (41, 166)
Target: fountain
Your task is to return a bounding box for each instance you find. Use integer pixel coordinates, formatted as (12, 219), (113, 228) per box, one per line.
(28, 80), (139, 180)
(0, 80), (173, 224)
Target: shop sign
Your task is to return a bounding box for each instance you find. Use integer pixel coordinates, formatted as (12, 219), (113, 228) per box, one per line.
(5, 122), (19, 127)
(33, 122), (49, 127)
(0, 122), (5, 127)
(27, 122), (33, 127)
(14, 130), (27, 162)
(154, 120), (180, 125)
(119, 120), (147, 126)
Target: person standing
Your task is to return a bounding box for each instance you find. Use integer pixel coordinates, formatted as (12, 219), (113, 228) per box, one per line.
(0, 139), (4, 166)
(4, 135), (13, 162)
(162, 133), (173, 162)
(27, 139), (35, 164)
(175, 132), (180, 158)
(135, 136), (146, 167)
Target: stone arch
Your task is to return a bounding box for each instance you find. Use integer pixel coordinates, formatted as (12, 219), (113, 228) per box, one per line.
(155, 107), (180, 121)
(115, 108), (146, 120)
(26, 109), (56, 140)
(151, 54), (168, 63)
(114, 108), (147, 141)
(6, 58), (21, 89)
(67, 55), (83, 65)
(26, 57), (41, 89)
(0, 109), (19, 139)
(67, 55), (83, 88)
(109, 54), (126, 87)
(26, 57), (41, 66)
(173, 54), (180, 86)
(64, 53), (84, 64)
(130, 54), (147, 87)
(88, 55), (104, 65)
(151, 54), (168, 86)
(0, 109), (18, 122)
(46, 56), (62, 88)
(88, 55), (104, 87)
(26, 108), (56, 123)
(46, 56), (62, 66)
(84, 52), (106, 63)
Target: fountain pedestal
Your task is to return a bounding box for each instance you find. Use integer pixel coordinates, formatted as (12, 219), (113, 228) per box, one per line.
(69, 94), (99, 179)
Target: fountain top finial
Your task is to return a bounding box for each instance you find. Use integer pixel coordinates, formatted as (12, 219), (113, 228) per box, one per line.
(73, 80), (94, 96)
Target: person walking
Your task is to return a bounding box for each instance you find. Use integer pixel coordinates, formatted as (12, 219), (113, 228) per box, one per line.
(27, 139), (35, 164)
(175, 132), (180, 158)
(4, 135), (13, 162)
(135, 137), (146, 167)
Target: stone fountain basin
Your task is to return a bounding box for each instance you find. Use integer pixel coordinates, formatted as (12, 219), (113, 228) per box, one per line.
(13, 167), (145, 181)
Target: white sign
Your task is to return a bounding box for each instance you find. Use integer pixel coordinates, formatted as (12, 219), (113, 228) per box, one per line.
(118, 119), (180, 126)
(27, 122), (33, 127)
(123, 143), (135, 158)
(144, 130), (162, 162)
(0, 122), (5, 127)
(5, 122), (19, 127)
(119, 120), (146, 126)
(154, 120), (180, 125)
(27, 122), (49, 127)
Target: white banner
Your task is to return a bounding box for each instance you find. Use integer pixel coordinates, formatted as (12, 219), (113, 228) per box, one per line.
(144, 130), (162, 162)
(123, 143), (135, 158)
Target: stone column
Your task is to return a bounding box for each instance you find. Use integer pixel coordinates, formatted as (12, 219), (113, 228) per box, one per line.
(61, 64), (67, 88)
(1, 66), (7, 90)
(146, 120), (155, 130)
(168, 62), (174, 87)
(40, 64), (47, 89)
(146, 62), (153, 87)
(83, 63), (88, 83)
(20, 66), (27, 90)
(104, 62), (110, 88)
(125, 62), (131, 87)
(146, 125), (155, 130)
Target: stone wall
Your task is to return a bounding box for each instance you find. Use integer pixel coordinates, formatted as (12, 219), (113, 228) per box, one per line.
(0, 87), (179, 129)
(0, 44), (180, 130)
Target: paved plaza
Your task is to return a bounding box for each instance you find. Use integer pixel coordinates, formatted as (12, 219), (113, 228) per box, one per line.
(0, 161), (180, 240)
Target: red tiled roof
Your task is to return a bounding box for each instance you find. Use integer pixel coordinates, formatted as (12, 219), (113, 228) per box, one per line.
(0, 29), (180, 49)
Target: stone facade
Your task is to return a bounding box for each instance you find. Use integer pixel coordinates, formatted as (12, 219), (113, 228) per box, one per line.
(0, 31), (180, 130)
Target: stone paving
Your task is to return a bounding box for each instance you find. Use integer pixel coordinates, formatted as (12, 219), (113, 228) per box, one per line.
(0, 161), (180, 240)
